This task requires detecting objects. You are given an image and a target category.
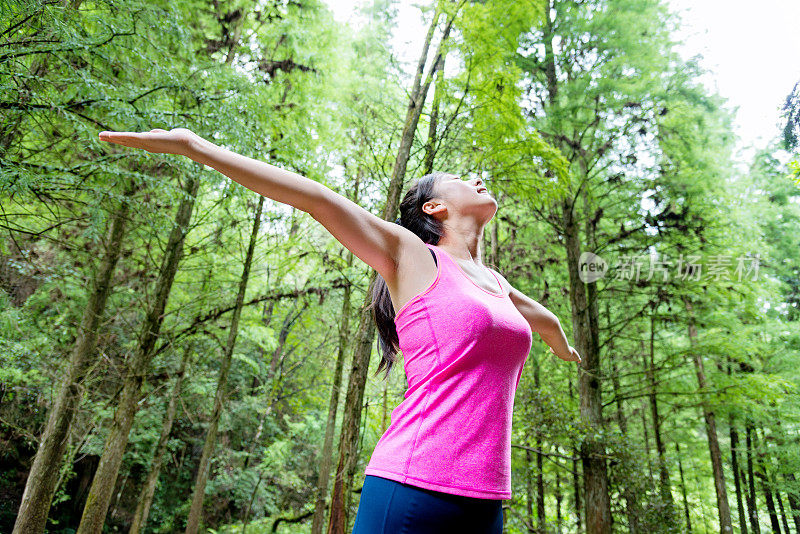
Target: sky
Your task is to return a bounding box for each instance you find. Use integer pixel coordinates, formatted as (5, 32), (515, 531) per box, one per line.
(323, 0), (800, 160)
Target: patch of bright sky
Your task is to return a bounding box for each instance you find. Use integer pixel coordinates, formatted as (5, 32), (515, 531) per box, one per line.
(324, 0), (800, 163)
(668, 0), (800, 160)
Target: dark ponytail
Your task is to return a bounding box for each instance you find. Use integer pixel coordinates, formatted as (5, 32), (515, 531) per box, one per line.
(369, 172), (448, 380)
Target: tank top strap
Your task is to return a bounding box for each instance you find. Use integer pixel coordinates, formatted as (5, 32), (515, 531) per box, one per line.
(424, 242), (452, 273)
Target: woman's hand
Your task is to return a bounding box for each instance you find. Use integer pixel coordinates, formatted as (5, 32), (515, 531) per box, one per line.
(98, 128), (200, 157)
(550, 345), (582, 363)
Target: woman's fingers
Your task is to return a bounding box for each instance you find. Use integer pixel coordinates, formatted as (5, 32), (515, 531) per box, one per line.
(97, 128), (193, 156)
(99, 131), (141, 144)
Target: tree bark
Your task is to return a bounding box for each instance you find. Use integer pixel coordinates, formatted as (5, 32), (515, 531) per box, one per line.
(646, 314), (674, 512)
(675, 442), (692, 533)
(745, 419), (761, 534)
(753, 426), (782, 534)
(534, 360), (545, 534)
(310, 223), (357, 533)
(325, 298), (377, 534)
(423, 55), (444, 175)
(729, 417), (749, 534)
(13, 182), (135, 534)
(562, 197), (611, 534)
(568, 376), (582, 533)
(776, 489), (791, 534)
(129, 343), (193, 534)
(184, 195), (264, 534)
(555, 467), (563, 534)
(76, 173), (201, 534)
(324, 3), (460, 532)
(684, 298), (733, 534)
(780, 466), (800, 531)
(526, 449), (535, 533)
(610, 351), (640, 534)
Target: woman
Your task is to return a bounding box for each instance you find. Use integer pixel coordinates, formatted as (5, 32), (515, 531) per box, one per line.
(98, 128), (581, 533)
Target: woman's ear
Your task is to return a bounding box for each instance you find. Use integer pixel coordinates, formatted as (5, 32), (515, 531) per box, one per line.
(422, 199), (447, 218)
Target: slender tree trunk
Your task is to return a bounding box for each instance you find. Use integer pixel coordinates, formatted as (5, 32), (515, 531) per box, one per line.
(676, 442), (692, 533)
(753, 427), (782, 534)
(534, 359), (545, 534)
(684, 298), (733, 534)
(610, 353), (640, 534)
(647, 314), (673, 512)
(562, 197), (610, 534)
(759, 474), (782, 533)
(569, 375), (582, 533)
(184, 195), (264, 534)
(422, 56), (444, 175)
(640, 395), (654, 481)
(782, 473), (800, 532)
(536, 439), (545, 533)
(555, 467), (563, 534)
(310, 249), (355, 534)
(129, 343), (193, 534)
(729, 417), (749, 534)
(76, 173), (201, 534)
(325, 4), (460, 532)
(13, 182), (135, 534)
(526, 449), (535, 533)
(763, 420), (799, 533)
(776, 490), (791, 534)
(745, 419), (761, 534)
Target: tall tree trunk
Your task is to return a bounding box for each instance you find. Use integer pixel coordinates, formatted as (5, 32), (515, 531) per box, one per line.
(76, 173), (201, 534)
(568, 375), (582, 533)
(684, 298), (733, 534)
(184, 195), (264, 534)
(776, 489), (791, 534)
(562, 196), (610, 534)
(753, 427), (782, 534)
(13, 182), (135, 534)
(310, 242), (357, 533)
(534, 359), (545, 534)
(745, 419), (761, 534)
(766, 419), (800, 533)
(676, 442), (692, 533)
(129, 343), (193, 534)
(729, 417), (749, 534)
(536, 440), (545, 534)
(781, 471), (800, 532)
(640, 394), (654, 481)
(646, 314), (674, 511)
(325, 3), (459, 532)
(526, 449), (535, 533)
(422, 56), (444, 175)
(610, 352), (640, 534)
(555, 467), (563, 534)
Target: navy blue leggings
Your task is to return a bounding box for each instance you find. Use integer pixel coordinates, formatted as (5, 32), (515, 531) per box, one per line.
(351, 475), (503, 534)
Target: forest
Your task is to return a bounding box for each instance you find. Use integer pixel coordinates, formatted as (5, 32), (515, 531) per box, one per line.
(1, 0), (799, 533)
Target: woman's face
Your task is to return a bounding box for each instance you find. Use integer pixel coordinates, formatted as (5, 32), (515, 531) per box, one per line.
(427, 173), (497, 223)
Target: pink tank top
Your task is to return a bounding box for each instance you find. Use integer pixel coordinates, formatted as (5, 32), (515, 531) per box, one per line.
(364, 242), (533, 499)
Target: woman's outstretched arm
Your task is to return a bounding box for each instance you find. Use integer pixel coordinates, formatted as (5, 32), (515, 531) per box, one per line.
(98, 128), (412, 280)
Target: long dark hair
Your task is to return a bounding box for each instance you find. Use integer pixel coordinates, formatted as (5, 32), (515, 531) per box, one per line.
(369, 172), (448, 379)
